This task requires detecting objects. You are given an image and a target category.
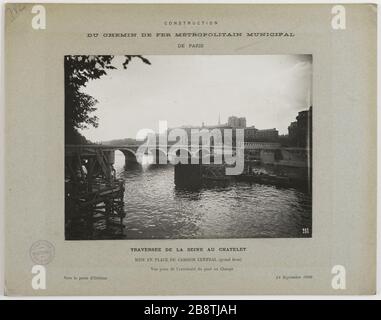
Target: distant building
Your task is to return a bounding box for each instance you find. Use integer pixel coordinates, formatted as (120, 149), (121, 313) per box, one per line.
(243, 126), (279, 142)
(255, 129), (279, 141)
(228, 116), (246, 128)
(288, 106), (312, 148)
(244, 126), (258, 141)
(173, 113), (284, 145)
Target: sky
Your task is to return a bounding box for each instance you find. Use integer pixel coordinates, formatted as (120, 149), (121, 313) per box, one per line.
(79, 55), (312, 142)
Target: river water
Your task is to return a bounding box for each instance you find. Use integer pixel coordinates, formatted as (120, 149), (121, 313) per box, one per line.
(114, 153), (312, 239)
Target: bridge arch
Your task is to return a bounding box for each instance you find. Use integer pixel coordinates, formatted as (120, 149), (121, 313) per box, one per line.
(189, 147), (210, 164)
(168, 148), (192, 165)
(190, 147), (224, 164)
(148, 148), (168, 165)
(118, 148), (139, 166)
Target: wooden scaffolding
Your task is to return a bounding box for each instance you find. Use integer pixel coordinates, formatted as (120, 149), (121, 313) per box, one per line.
(65, 145), (126, 240)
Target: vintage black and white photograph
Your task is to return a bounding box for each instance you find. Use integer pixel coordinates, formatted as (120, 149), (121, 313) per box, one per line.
(65, 55), (312, 240)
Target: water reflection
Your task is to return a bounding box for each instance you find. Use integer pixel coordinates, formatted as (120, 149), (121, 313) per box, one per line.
(115, 153), (312, 239)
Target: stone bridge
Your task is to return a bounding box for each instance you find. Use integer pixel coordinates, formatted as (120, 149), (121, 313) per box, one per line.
(66, 142), (310, 168)
(66, 143), (240, 166)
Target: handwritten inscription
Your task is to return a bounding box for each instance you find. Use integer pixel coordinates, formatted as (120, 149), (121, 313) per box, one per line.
(6, 4), (26, 23)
